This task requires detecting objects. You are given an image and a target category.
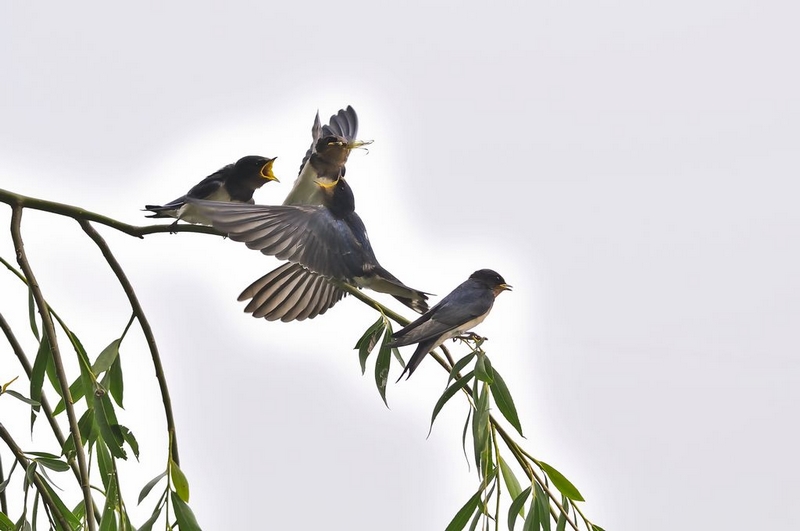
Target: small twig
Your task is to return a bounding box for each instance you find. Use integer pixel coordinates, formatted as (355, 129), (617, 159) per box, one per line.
(78, 219), (180, 465)
(0, 187), (222, 239)
(10, 206), (96, 531)
(0, 451), (6, 514)
(0, 423), (72, 531)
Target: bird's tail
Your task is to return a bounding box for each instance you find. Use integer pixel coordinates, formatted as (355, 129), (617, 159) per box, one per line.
(239, 262), (346, 322)
(395, 339), (437, 382)
(142, 205), (176, 218)
(369, 268), (431, 314)
(322, 106), (359, 142)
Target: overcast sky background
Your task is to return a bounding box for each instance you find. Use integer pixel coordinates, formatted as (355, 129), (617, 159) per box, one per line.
(1, 1), (799, 529)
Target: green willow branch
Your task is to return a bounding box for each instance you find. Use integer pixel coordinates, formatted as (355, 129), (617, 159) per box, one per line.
(0, 188), (222, 239)
(0, 423), (72, 531)
(78, 219), (180, 466)
(0, 311), (104, 525)
(9, 206), (97, 531)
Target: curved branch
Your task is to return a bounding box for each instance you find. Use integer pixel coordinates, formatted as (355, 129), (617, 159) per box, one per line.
(0, 187), (222, 239)
(9, 206), (96, 531)
(0, 423), (72, 531)
(78, 219), (180, 465)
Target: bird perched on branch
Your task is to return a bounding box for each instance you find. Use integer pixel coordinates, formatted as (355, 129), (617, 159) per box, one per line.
(144, 155), (279, 227)
(189, 175), (429, 319)
(390, 269), (512, 381)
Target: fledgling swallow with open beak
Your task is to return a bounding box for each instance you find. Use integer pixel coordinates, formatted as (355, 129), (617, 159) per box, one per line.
(189, 175), (430, 320)
(389, 269), (512, 381)
(283, 106), (372, 206)
(144, 155), (279, 227)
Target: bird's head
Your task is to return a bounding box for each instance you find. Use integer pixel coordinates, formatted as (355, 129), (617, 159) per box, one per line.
(313, 134), (373, 169)
(234, 155), (280, 188)
(469, 269), (512, 297)
(315, 175), (355, 217)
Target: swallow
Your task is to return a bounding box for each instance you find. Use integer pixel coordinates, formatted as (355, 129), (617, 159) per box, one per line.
(189, 176), (430, 319)
(389, 269), (512, 381)
(283, 106), (371, 206)
(144, 155), (279, 226)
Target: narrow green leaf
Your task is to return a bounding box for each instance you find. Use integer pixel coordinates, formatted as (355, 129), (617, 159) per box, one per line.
(171, 492), (202, 531)
(95, 395), (125, 459)
(0, 512), (14, 531)
(489, 367), (524, 436)
(355, 316), (385, 375)
(40, 481), (81, 530)
(29, 333), (51, 427)
(556, 511), (567, 531)
(474, 354), (494, 384)
(170, 459), (190, 503)
(467, 507), (482, 531)
(93, 339), (121, 374)
(507, 486), (531, 531)
(98, 474), (118, 531)
(472, 383), (490, 471)
(96, 439), (114, 491)
(522, 493), (541, 531)
(3, 390), (40, 407)
(27, 287), (40, 340)
(52, 376), (85, 416)
(447, 352), (477, 385)
(137, 504), (163, 531)
(24, 461), (38, 488)
(499, 457), (524, 517)
(444, 469), (497, 531)
(108, 354), (124, 408)
(119, 425), (140, 460)
(138, 471), (167, 505)
(374, 324), (392, 407)
(591, 525), (606, 531)
(538, 462), (584, 502)
(461, 409), (472, 468)
(34, 457), (70, 473)
(535, 482), (550, 531)
(429, 370), (475, 437)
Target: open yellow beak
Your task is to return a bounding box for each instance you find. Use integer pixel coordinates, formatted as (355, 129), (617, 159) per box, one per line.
(314, 176), (340, 189)
(260, 158), (279, 182)
(498, 283), (513, 292)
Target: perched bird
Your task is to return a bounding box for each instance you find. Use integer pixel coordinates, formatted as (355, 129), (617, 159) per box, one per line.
(189, 176), (429, 320)
(390, 269), (512, 381)
(283, 106), (371, 206)
(144, 155), (279, 226)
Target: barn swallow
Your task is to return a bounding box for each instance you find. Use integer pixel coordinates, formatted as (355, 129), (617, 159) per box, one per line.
(144, 155), (278, 226)
(283, 106), (371, 206)
(189, 176), (429, 318)
(390, 269), (511, 381)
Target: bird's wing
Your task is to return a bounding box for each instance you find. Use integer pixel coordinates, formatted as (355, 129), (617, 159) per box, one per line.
(184, 165), (231, 199)
(188, 199), (357, 280)
(390, 285), (493, 346)
(239, 262), (346, 321)
(322, 106), (358, 142)
(298, 112), (323, 175)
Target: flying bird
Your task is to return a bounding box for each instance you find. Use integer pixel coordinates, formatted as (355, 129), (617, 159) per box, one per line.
(189, 176), (429, 319)
(283, 105), (371, 206)
(390, 269), (512, 381)
(144, 155), (279, 227)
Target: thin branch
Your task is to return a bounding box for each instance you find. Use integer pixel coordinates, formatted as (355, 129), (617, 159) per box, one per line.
(78, 219), (180, 465)
(9, 206), (96, 531)
(0, 311), (104, 524)
(0, 451), (6, 514)
(0, 187), (222, 239)
(0, 423), (72, 531)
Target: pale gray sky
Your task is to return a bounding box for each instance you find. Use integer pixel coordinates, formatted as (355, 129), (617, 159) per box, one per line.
(1, 1), (799, 529)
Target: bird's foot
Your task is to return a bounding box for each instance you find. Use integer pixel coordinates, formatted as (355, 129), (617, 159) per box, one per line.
(169, 220), (180, 234)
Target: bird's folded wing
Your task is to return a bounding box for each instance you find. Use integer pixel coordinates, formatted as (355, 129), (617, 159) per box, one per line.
(239, 262), (346, 321)
(391, 291), (492, 345)
(188, 199), (353, 279)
